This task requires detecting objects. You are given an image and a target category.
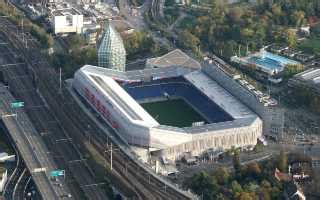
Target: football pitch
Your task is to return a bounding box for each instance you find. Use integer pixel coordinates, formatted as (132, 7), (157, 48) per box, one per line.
(141, 98), (207, 128)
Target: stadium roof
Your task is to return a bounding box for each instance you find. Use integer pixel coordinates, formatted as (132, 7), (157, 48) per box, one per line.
(84, 70), (159, 127)
(81, 65), (194, 81)
(79, 65), (261, 135)
(291, 68), (320, 94)
(184, 71), (255, 119)
(146, 49), (201, 69)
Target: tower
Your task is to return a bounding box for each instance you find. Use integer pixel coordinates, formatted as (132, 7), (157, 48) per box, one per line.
(97, 22), (126, 71)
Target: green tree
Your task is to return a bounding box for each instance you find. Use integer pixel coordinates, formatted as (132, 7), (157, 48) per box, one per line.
(243, 161), (261, 178)
(208, 0), (226, 47)
(291, 10), (305, 27)
(235, 191), (256, 200)
(69, 34), (86, 51)
(233, 149), (241, 174)
(189, 171), (219, 200)
(228, 7), (244, 23)
(214, 167), (230, 185)
(177, 30), (200, 52)
(231, 180), (243, 195)
(285, 29), (297, 48)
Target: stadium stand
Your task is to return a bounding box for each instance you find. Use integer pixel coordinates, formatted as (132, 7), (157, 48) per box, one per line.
(122, 77), (234, 123)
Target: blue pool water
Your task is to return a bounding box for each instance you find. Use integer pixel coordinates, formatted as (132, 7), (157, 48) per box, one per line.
(246, 51), (300, 71)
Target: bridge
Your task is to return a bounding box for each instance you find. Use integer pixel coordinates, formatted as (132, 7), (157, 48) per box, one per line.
(0, 84), (72, 200)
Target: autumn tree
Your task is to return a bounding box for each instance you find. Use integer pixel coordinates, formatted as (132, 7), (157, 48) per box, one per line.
(277, 150), (288, 172)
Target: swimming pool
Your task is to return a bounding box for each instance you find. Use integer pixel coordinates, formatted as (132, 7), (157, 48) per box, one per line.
(245, 50), (300, 73)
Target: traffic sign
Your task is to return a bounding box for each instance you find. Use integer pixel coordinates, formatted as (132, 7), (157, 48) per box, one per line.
(33, 167), (46, 173)
(50, 170), (65, 177)
(10, 101), (24, 108)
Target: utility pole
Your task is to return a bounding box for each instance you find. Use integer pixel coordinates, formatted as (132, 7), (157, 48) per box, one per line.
(59, 67), (62, 93)
(105, 142), (120, 171)
(21, 18), (24, 43)
(110, 143), (113, 171)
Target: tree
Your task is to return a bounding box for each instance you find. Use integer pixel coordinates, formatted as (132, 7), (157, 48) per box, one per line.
(231, 180), (243, 195)
(311, 23), (320, 36)
(243, 162), (261, 178)
(208, 0), (226, 48)
(214, 167), (230, 185)
(291, 10), (305, 27)
(177, 30), (200, 52)
(285, 29), (297, 48)
(235, 191), (256, 200)
(189, 171), (219, 199)
(233, 149), (241, 174)
(243, 182), (259, 193)
(228, 7), (244, 23)
(277, 150), (288, 172)
(284, 64), (304, 79)
(69, 34), (86, 51)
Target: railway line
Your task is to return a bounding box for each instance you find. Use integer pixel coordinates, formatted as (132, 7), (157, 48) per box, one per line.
(0, 17), (194, 199)
(0, 29), (107, 199)
(13, 168), (30, 200)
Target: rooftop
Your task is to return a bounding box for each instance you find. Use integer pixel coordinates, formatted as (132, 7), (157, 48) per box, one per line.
(290, 67), (320, 94)
(83, 69), (159, 127)
(184, 71), (255, 119)
(147, 49), (201, 69)
(296, 68), (320, 85)
(52, 7), (81, 16)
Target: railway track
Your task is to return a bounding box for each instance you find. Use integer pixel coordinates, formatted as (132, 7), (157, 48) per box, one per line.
(13, 168), (31, 200)
(0, 28), (106, 199)
(0, 17), (194, 199)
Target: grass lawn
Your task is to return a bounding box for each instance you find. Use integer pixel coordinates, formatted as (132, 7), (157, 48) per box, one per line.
(141, 98), (207, 128)
(298, 37), (320, 55)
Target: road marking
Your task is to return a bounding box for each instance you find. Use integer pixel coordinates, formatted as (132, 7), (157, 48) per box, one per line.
(0, 62), (25, 67)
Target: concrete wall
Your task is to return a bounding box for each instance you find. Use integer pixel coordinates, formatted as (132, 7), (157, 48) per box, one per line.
(162, 118), (262, 160)
(73, 71), (152, 147)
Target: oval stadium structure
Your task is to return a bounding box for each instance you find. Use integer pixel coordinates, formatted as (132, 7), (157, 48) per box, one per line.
(72, 65), (263, 160)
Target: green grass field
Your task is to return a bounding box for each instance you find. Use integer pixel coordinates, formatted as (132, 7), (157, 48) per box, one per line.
(299, 37), (320, 55)
(141, 99), (207, 128)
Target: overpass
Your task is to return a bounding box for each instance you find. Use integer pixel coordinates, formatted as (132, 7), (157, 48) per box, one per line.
(0, 84), (73, 200)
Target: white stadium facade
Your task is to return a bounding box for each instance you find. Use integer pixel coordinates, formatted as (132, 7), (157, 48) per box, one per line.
(72, 64), (263, 161)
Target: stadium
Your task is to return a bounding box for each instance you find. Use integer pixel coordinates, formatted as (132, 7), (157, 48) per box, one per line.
(72, 65), (263, 161)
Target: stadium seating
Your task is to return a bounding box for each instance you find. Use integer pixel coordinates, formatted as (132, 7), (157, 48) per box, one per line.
(121, 77), (233, 123)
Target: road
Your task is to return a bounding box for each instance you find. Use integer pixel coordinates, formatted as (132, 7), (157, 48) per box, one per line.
(0, 17), (195, 199)
(0, 24), (107, 199)
(0, 83), (60, 199)
(119, 0), (173, 49)
(1, 132), (27, 200)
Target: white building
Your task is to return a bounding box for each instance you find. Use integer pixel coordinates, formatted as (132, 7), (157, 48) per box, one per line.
(51, 8), (83, 34)
(73, 65), (262, 161)
(0, 167), (7, 193)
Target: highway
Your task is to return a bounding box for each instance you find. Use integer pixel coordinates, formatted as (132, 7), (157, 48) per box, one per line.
(0, 17), (195, 199)
(0, 83), (61, 199)
(1, 127), (26, 200)
(0, 27), (108, 199)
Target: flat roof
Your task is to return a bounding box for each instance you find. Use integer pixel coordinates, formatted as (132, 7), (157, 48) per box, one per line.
(84, 70), (159, 127)
(52, 8), (81, 16)
(89, 75), (142, 120)
(79, 65), (260, 133)
(147, 49), (201, 69)
(184, 71), (255, 119)
(81, 65), (194, 81)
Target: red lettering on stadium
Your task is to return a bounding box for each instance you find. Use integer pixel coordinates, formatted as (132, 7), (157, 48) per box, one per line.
(84, 87), (120, 130)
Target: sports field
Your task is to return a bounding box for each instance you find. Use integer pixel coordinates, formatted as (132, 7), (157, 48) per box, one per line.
(141, 99), (207, 128)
